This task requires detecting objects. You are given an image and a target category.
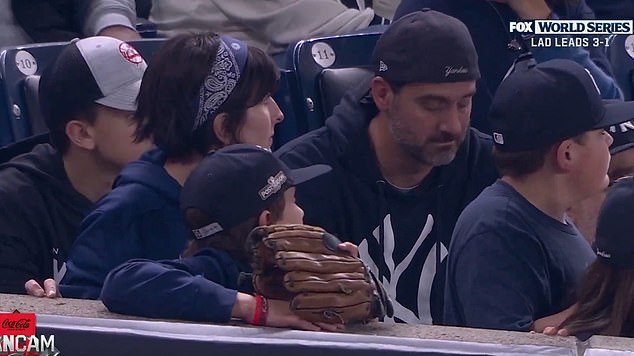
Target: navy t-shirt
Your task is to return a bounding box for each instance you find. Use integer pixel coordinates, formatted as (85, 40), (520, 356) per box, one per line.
(444, 180), (596, 331)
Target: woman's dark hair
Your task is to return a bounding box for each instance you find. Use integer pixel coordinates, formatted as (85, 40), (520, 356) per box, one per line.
(134, 32), (280, 161)
(181, 193), (286, 264)
(559, 259), (634, 337)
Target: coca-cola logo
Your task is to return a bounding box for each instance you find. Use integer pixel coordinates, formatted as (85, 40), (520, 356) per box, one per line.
(0, 312), (36, 336)
(1, 318), (30, 330)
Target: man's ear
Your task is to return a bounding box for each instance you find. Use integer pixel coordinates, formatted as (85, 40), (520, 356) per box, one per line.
(258, 210), (272, 226)
(370, 76), (394, 112)
(212, 113), (232, 145)
(65, 120), (96, 150)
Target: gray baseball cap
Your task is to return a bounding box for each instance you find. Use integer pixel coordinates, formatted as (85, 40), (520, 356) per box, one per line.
(40, 36), (147, 126)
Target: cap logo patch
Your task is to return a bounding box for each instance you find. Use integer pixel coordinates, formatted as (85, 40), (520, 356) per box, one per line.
(118, 43), (143, 64)
(259, 171), (287, 200)
(192, 222), (223, 240)
(444, 66), (468, 77)
(379, 60), (388, 72)
(493, 132), (504, 145)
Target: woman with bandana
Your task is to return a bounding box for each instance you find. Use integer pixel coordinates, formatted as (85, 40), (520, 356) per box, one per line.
(52, 33), (285, 302)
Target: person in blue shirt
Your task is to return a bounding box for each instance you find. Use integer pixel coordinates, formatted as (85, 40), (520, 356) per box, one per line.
(444, 59), (634, 332)
(54, 32), (285, 299)
(100, 144), (348, 331)
(394, 0), (623, 133)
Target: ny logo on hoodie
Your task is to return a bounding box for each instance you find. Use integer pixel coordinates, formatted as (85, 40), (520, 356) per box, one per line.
(358, 214), (447, 324)
(52, 248), (67, 283)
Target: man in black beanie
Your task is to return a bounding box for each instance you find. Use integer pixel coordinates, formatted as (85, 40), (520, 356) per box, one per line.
(276, 10), (498, 325)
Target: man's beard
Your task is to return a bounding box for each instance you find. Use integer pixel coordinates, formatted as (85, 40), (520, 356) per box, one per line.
(396, 138), (460, 166)
(390, 115), (464, 167)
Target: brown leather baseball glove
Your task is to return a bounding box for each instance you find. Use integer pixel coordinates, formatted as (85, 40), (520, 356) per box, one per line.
(247, 224), (393, 324)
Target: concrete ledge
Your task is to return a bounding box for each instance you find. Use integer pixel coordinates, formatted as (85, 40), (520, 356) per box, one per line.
(1, 293), (633, 355)
(586, 335), (634, 354)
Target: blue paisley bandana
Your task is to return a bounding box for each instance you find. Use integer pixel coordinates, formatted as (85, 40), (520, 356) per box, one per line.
(192, 35), (248, 132)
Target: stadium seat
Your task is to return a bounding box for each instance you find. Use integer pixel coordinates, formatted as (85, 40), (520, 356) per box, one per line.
(284, 32), (383, 141)
(607, 34), (634, 101)
(272, 68), (301, 149)
(127, 38), (166, 62)
(135, 19), (158, 38)
(319, 66), (374, 118)
(0, 41), (68, 147)
(0, 39), (166, 160)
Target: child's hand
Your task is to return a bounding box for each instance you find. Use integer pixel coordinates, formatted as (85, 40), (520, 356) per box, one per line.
(236, 293), (344, 332)
(25, 278), (60, 298)
(266, 298), (345, 331)
(543, 326), (569, 336)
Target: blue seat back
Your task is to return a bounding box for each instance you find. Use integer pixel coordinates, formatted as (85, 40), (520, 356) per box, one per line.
(0, 41), (68, 147)
(286, 32), (383, 137)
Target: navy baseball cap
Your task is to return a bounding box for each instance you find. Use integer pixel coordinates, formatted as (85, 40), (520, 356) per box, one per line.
(595, 176), (634, 267)
(180, 144), (331, 239)
(490, 59), (634, 152)
(371, 9), (480, 83)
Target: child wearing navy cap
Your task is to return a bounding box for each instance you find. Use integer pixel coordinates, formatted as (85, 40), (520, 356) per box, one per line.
(101, 144), (352, 331)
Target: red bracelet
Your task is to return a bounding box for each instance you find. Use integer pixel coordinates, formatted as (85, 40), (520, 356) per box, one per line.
(251, 294), (269, 326)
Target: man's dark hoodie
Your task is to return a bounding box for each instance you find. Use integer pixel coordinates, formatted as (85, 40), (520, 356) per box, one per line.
(275, 81), (498, 324)
(0, 144), (92, 294)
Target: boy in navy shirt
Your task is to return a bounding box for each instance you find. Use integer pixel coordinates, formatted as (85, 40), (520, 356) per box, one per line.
(444, 59), (634, 332)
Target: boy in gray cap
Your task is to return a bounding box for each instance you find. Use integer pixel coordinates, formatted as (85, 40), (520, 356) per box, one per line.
(0, 36), (152, 296)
